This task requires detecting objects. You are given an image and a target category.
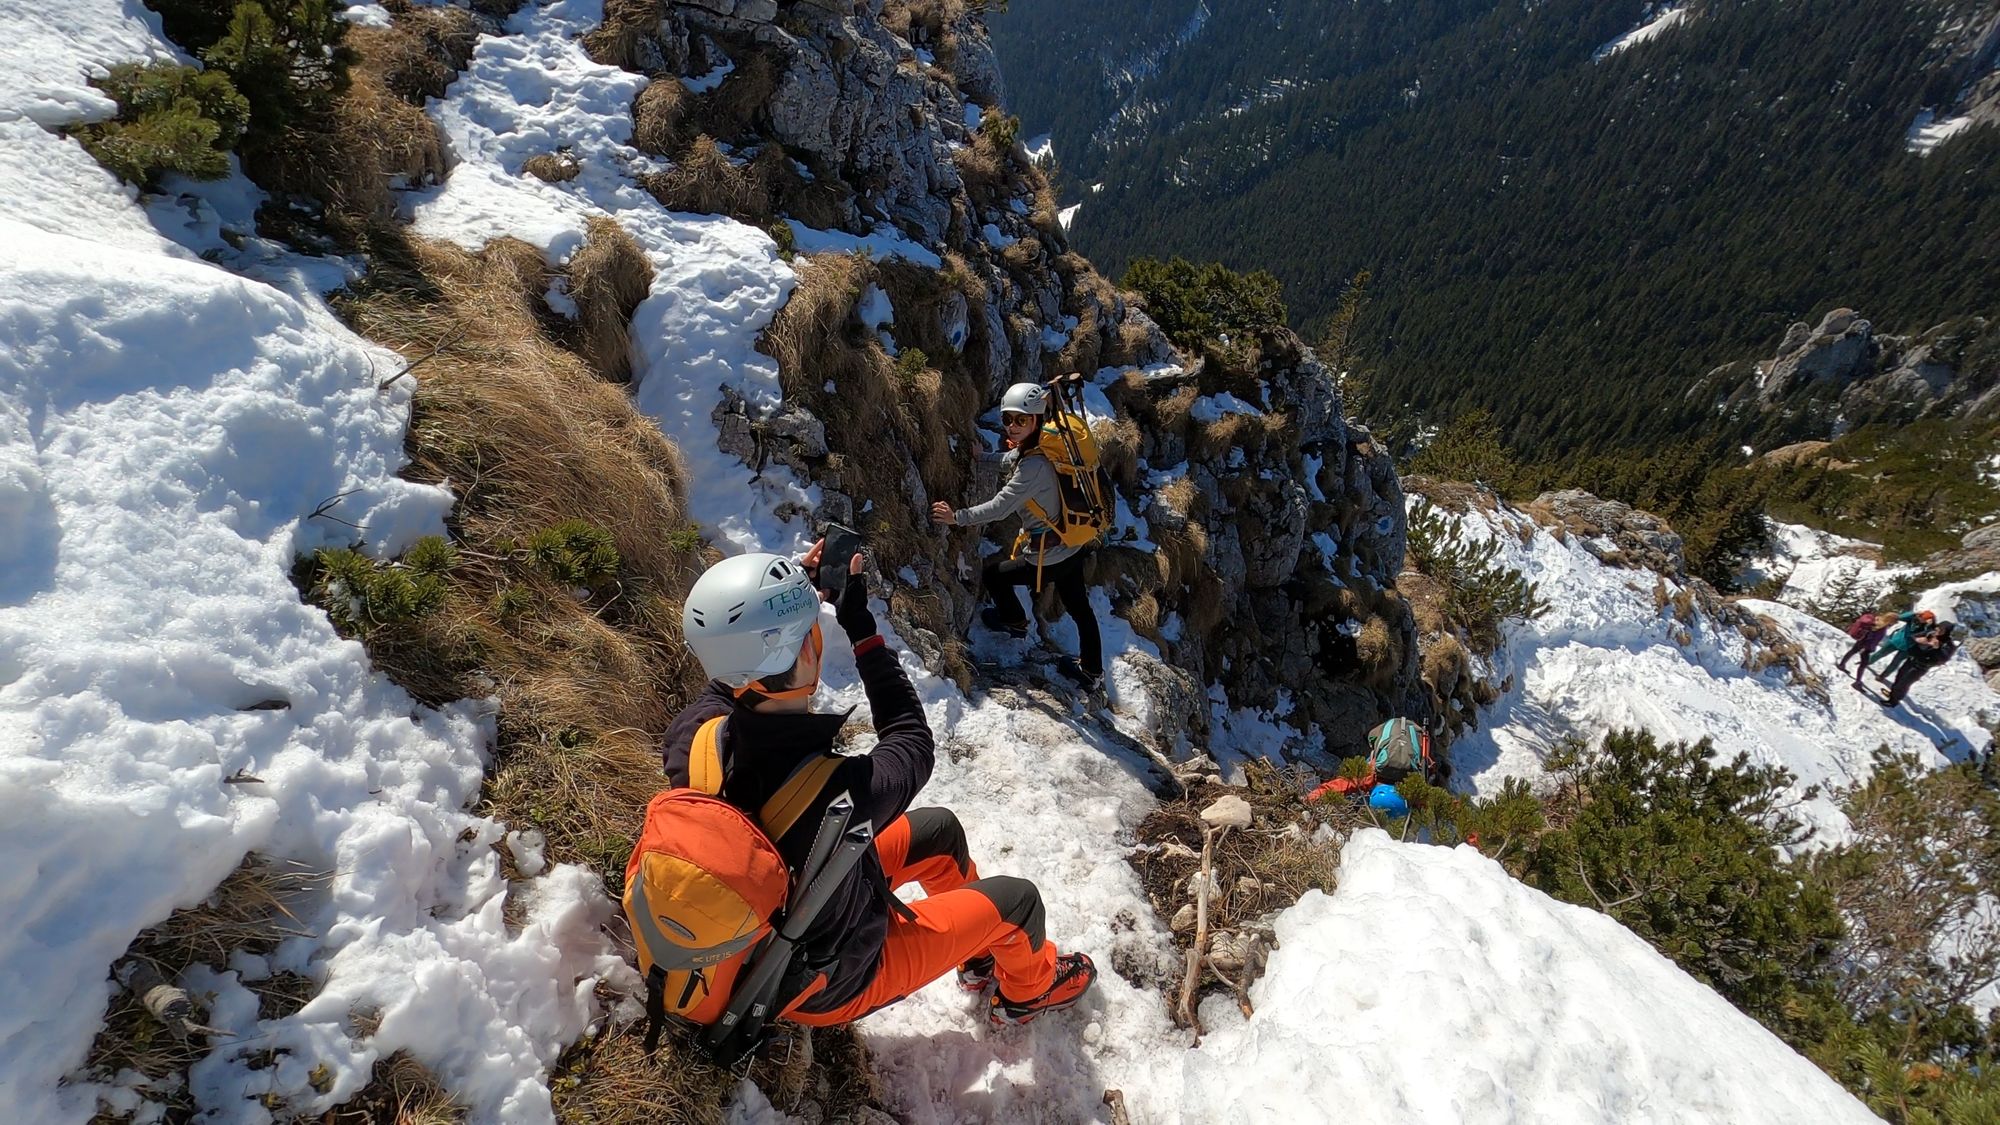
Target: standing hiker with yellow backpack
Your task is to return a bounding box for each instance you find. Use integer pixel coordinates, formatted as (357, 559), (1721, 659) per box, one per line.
(628, 541), (1096, 1066)
(931, 378), (1111, 692)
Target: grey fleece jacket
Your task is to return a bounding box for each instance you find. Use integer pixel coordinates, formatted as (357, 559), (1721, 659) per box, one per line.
(953, 449), (1082, 565)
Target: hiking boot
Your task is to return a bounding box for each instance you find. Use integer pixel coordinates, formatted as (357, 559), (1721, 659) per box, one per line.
(989, 952), (1097, 1026)
(979, 607), (1028, 639)
(1056, 657), (1102, 693)
(956, 955), (996, 994)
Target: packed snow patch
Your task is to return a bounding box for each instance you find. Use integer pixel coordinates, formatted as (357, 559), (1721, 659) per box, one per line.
(1186, 831), (1879, 1123)
(1906, 108), (1978, 154)
(1740, 518), (1920, 609)
(1594, 5), (1690, 62)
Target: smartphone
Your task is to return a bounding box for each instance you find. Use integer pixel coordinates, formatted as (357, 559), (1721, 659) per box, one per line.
(815, 522), (864, 597)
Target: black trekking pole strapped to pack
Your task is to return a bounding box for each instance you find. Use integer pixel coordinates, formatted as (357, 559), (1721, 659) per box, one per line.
(701, 791), (875, 1068)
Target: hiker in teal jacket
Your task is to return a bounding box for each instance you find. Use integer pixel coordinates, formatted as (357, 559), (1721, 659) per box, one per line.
(1862, 610), (1936, 680)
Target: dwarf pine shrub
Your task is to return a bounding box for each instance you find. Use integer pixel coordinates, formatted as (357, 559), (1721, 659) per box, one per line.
(1121, 255), (1289, 352)
(978, 108), (1021, 151)
(150, 0), (353, 163)
(526, 520), (621, 589)
(893, 347), (929, 383)
(73, 62), (250, 185)
(309, 540), (451, 632)
(1405, 498), (1545, 652)
(1518, 732), (1842, 1036)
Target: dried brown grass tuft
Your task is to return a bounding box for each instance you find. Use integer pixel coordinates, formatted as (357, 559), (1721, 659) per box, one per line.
(1093, 417), (1141, 490)
(582, 0), (663, 72)
(1155, 386), (1201, 441)
(81, 855), (328, 1117)
(524, 151), (581, 183)
(1000, 235), (1042, 274)
(567, 216), (655, 383)
(1125, 591), (1163, 645)
(328, 1051), (468, 1125)
(644, 135), (769, 221)
(350, 7), (482, 103)
(335, 234), (705, 884)
(632, 79), (691, 155)
(1193, 412), (1257, 461)
(1104, 314), (1158, 369)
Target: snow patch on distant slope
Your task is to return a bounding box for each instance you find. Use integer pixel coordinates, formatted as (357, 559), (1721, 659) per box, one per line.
(1594, 6), (1690, 62)
(1740, 519), (1922, 609)
(1187, 831), (1881, 1124)
(1906, 107), (1978, 154)
(1440, 498), (1993, 838)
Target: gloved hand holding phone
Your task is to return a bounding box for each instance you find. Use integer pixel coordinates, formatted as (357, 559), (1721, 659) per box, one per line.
(800, 524), (875, 643)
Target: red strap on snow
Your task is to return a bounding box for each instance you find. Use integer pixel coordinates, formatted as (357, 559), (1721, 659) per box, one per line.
(852, 634), (885, 657)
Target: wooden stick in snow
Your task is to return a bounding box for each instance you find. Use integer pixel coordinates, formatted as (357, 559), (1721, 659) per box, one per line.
(1176, 823), (1228, 1040)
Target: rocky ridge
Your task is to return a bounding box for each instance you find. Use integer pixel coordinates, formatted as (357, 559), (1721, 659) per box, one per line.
(594, 0), (1426, 757)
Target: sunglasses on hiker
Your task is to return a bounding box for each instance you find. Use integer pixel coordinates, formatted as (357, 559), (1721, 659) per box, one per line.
(1001, 412), (1034, 427)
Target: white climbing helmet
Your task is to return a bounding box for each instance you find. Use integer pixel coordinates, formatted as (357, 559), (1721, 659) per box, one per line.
(999, 382), (1050, 416)
(681, 552), (821, 689)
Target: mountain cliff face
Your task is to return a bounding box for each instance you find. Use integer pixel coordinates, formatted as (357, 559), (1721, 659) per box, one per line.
(581, 0), (1426, 755)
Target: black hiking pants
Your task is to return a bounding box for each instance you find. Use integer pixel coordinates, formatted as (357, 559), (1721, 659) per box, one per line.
(983, 552), (1102, 677)
(1884, 659), (1934, 706)
(1835, 636), (1874, 675)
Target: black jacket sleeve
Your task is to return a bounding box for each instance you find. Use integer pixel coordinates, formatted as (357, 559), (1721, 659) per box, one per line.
(851, 640), (935, 830)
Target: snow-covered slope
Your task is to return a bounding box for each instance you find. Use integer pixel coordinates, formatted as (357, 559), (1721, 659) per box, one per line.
(0, 1), (1905, 1122)
(1186, 831), (1878, 1124)
(1442, 498), (1994, 837)
(0, 4), (636, 1121)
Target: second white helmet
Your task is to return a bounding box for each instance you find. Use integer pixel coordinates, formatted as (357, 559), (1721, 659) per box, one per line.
(1000, 382), (1050, 416)
(682, 552), (820, 689)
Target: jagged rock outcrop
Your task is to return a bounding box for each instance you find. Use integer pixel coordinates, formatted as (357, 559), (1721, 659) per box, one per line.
(1102, 328), (1424, 758)
(1528, 489), (1688, 580)
(1697, 307), (2000, 441)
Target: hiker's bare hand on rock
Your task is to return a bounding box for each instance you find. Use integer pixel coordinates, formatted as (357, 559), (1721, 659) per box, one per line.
(930, 502), (955, 525)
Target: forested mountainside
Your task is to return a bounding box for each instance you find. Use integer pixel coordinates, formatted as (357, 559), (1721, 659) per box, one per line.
(989, 0), (2000, 455)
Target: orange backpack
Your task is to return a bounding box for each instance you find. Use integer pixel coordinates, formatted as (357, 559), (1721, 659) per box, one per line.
(623, 716), (854, 1062)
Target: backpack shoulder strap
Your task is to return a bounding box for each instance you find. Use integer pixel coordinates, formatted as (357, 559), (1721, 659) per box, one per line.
(690, 716), (728, 795)
(693, 714), (844, 839)
(760, 753), (847, 840)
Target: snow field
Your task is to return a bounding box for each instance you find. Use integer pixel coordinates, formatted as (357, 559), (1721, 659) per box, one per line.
(1, 2), (631, 1120)
(1185, 831), (1881, 1125)
(1440, 498), (1994, 839)
(1742, 518), (1922, 610)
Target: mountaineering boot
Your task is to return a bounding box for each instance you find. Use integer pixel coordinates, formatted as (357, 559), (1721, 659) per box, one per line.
(1056, 657), (1102, 693)
(990, 951), (1097, 1026)
(979, 607), (1028, 639)
(957, 955), (996, 993)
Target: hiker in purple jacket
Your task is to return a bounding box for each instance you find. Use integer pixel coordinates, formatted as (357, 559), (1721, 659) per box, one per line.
(1835, 610), (1888, 685)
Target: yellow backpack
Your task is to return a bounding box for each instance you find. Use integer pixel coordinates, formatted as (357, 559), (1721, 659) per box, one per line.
(1012, 375), (1113, 579)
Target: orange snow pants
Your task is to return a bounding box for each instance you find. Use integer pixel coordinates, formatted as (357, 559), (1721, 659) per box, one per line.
(787, 807), (1059, 1025)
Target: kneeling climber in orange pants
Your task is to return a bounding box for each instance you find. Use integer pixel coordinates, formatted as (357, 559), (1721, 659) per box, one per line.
(634, 540), (1095, 1061)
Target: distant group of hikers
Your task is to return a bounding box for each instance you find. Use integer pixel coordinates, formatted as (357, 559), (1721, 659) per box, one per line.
(1835, 605), (1961, 707)
(621, 377), (1112, 1066)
